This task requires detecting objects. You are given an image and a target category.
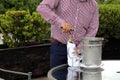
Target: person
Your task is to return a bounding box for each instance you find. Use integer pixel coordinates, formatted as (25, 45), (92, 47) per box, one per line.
(37, 0), (99, 68)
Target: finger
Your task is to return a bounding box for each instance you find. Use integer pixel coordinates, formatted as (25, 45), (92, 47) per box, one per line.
(65, 25), (70, 32)
(72, 49), (81, 55)
(74, 47), (77, 51)
(62, 29), (67, 33)
(62, 29), (65, 33)
(72, 52), (79, 56)
(67, 25), (72, 31)
(72, 52), (77, 55)
(63, 27), (69, 33)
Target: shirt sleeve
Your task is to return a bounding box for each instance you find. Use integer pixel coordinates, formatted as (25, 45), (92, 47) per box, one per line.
(85, 5), (99, 37)
(36, 0), (65, 27)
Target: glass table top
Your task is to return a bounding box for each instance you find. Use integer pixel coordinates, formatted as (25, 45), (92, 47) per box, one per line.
(48, 60), (120, 80)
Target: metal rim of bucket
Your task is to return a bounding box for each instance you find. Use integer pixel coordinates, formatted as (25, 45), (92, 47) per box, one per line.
(82, 37), (104, 41)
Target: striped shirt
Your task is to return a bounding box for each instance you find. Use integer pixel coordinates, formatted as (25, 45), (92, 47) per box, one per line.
(37, 0), (99, 48)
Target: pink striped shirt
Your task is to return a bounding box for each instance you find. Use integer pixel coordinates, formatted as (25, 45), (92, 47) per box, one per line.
(37, 0), (99, 48)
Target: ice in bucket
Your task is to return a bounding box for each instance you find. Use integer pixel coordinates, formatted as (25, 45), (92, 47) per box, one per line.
(81, 37), (104, 68)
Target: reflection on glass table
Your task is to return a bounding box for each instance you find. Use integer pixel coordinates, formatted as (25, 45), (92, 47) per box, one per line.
(47, 60), (120, 80)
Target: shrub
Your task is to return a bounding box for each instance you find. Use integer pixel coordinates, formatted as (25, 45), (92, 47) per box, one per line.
(0, 0), (42, 14)
(103, 0), (120, 4)
(97, 4), (120, 39)
(0, 10), (50, 48)
(96, 0), (120, 4)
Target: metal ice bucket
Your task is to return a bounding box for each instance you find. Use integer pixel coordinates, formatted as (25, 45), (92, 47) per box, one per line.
(82, 37), (104, 66)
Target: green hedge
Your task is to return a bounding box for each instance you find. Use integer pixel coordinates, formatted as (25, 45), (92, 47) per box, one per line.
(103, 0), (120, 4)
(97, 4), (120, 39)
(0, 10), (50, 47)
(0, 0), (42, 14)
(96, 0), (120, 4)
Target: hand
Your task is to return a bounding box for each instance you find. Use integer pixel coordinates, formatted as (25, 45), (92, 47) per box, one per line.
(72, 47), (81, 56)
(61, 22), (72, 33)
